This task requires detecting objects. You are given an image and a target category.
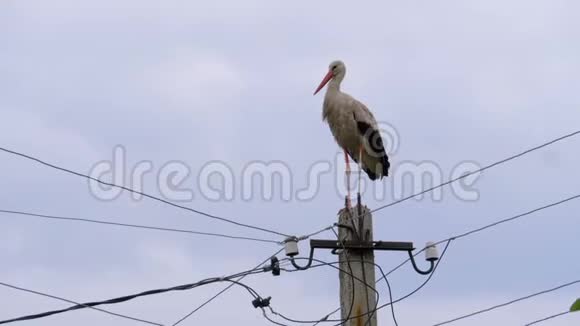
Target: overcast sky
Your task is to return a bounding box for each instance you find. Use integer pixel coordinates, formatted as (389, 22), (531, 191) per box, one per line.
(1, 1), (579, 325)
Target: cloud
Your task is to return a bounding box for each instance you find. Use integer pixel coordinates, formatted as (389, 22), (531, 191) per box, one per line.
(141, 49), (244, 110)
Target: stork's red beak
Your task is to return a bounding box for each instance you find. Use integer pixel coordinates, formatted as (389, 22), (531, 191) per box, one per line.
(313, 70), (333, 95)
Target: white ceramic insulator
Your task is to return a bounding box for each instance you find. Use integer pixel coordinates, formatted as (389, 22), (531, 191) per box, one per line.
(285, 239), (299, 257)
(425, 241), (439, 261)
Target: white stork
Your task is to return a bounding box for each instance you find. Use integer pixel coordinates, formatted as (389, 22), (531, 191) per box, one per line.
(314, 60), (390, 206)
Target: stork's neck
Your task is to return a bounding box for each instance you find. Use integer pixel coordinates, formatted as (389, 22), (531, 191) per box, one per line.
(327, 78), (341, 93)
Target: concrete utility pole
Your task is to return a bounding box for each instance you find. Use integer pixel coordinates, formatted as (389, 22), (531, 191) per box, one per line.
(338, 204), (377, 326)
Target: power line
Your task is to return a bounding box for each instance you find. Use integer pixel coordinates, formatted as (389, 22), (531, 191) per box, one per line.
(376, 193), (580, 285)
(0, 282), (163, 326)
(281, 241), (452, 324)
(0, 209), (282, 245)
(267, 227), (360, 326)
(0, 266), (274, 325)
(276, 240), (453, 324)
(170, 248), (285, 326)
(371, 130), (580, 214)
(318, 253), (400, 326)
(262, 309), (289, 326)
(317, 240), (453, 325)
(271, 257), (380, 326)
(331, 227), (360, 326)
(432, 279), (580, 326)
(363, 194), (580, 324)
(525, 311), (572, 325)
(296, 225), (335, 241)
(0, 146), (291, 238)
(444, 195), (580, 242)
(267, 225), (375, 326)
(377, 267), (398, 326)
(268, 226), (365, 326)
(306, 256), (399, 326)
(315, 191), (580, 323)
(171, 231), (341, 326)
(366, 240), (452, 322)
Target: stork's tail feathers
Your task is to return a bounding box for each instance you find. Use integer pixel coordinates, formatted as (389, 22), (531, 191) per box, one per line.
(380, 154), (390, 178)
(362, 153), (390, 180)
(382, 153), (390, 178)
(363, 166), (378, 181)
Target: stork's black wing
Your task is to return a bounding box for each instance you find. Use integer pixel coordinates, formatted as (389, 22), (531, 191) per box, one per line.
(355, 118), (390, 179)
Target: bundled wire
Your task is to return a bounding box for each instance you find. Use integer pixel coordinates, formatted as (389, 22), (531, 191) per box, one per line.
(0, 266), (274, 325)
(0, 282), (162, 326)
(170, 248), (285, 326)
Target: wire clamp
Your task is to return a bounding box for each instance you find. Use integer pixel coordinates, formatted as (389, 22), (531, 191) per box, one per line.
(252, 296), (272, 308)
(266, 256), (280, 276)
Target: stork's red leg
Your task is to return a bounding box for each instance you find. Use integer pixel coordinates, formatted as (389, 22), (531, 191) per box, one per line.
(344, 150), (351, 172)
(343, 149), (352, 209)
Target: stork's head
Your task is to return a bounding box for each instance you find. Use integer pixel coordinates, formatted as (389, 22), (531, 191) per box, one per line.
(314, 60), (346, 95)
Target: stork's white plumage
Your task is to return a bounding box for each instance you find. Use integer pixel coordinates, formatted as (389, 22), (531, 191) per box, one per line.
(314, 60), (390, 184)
